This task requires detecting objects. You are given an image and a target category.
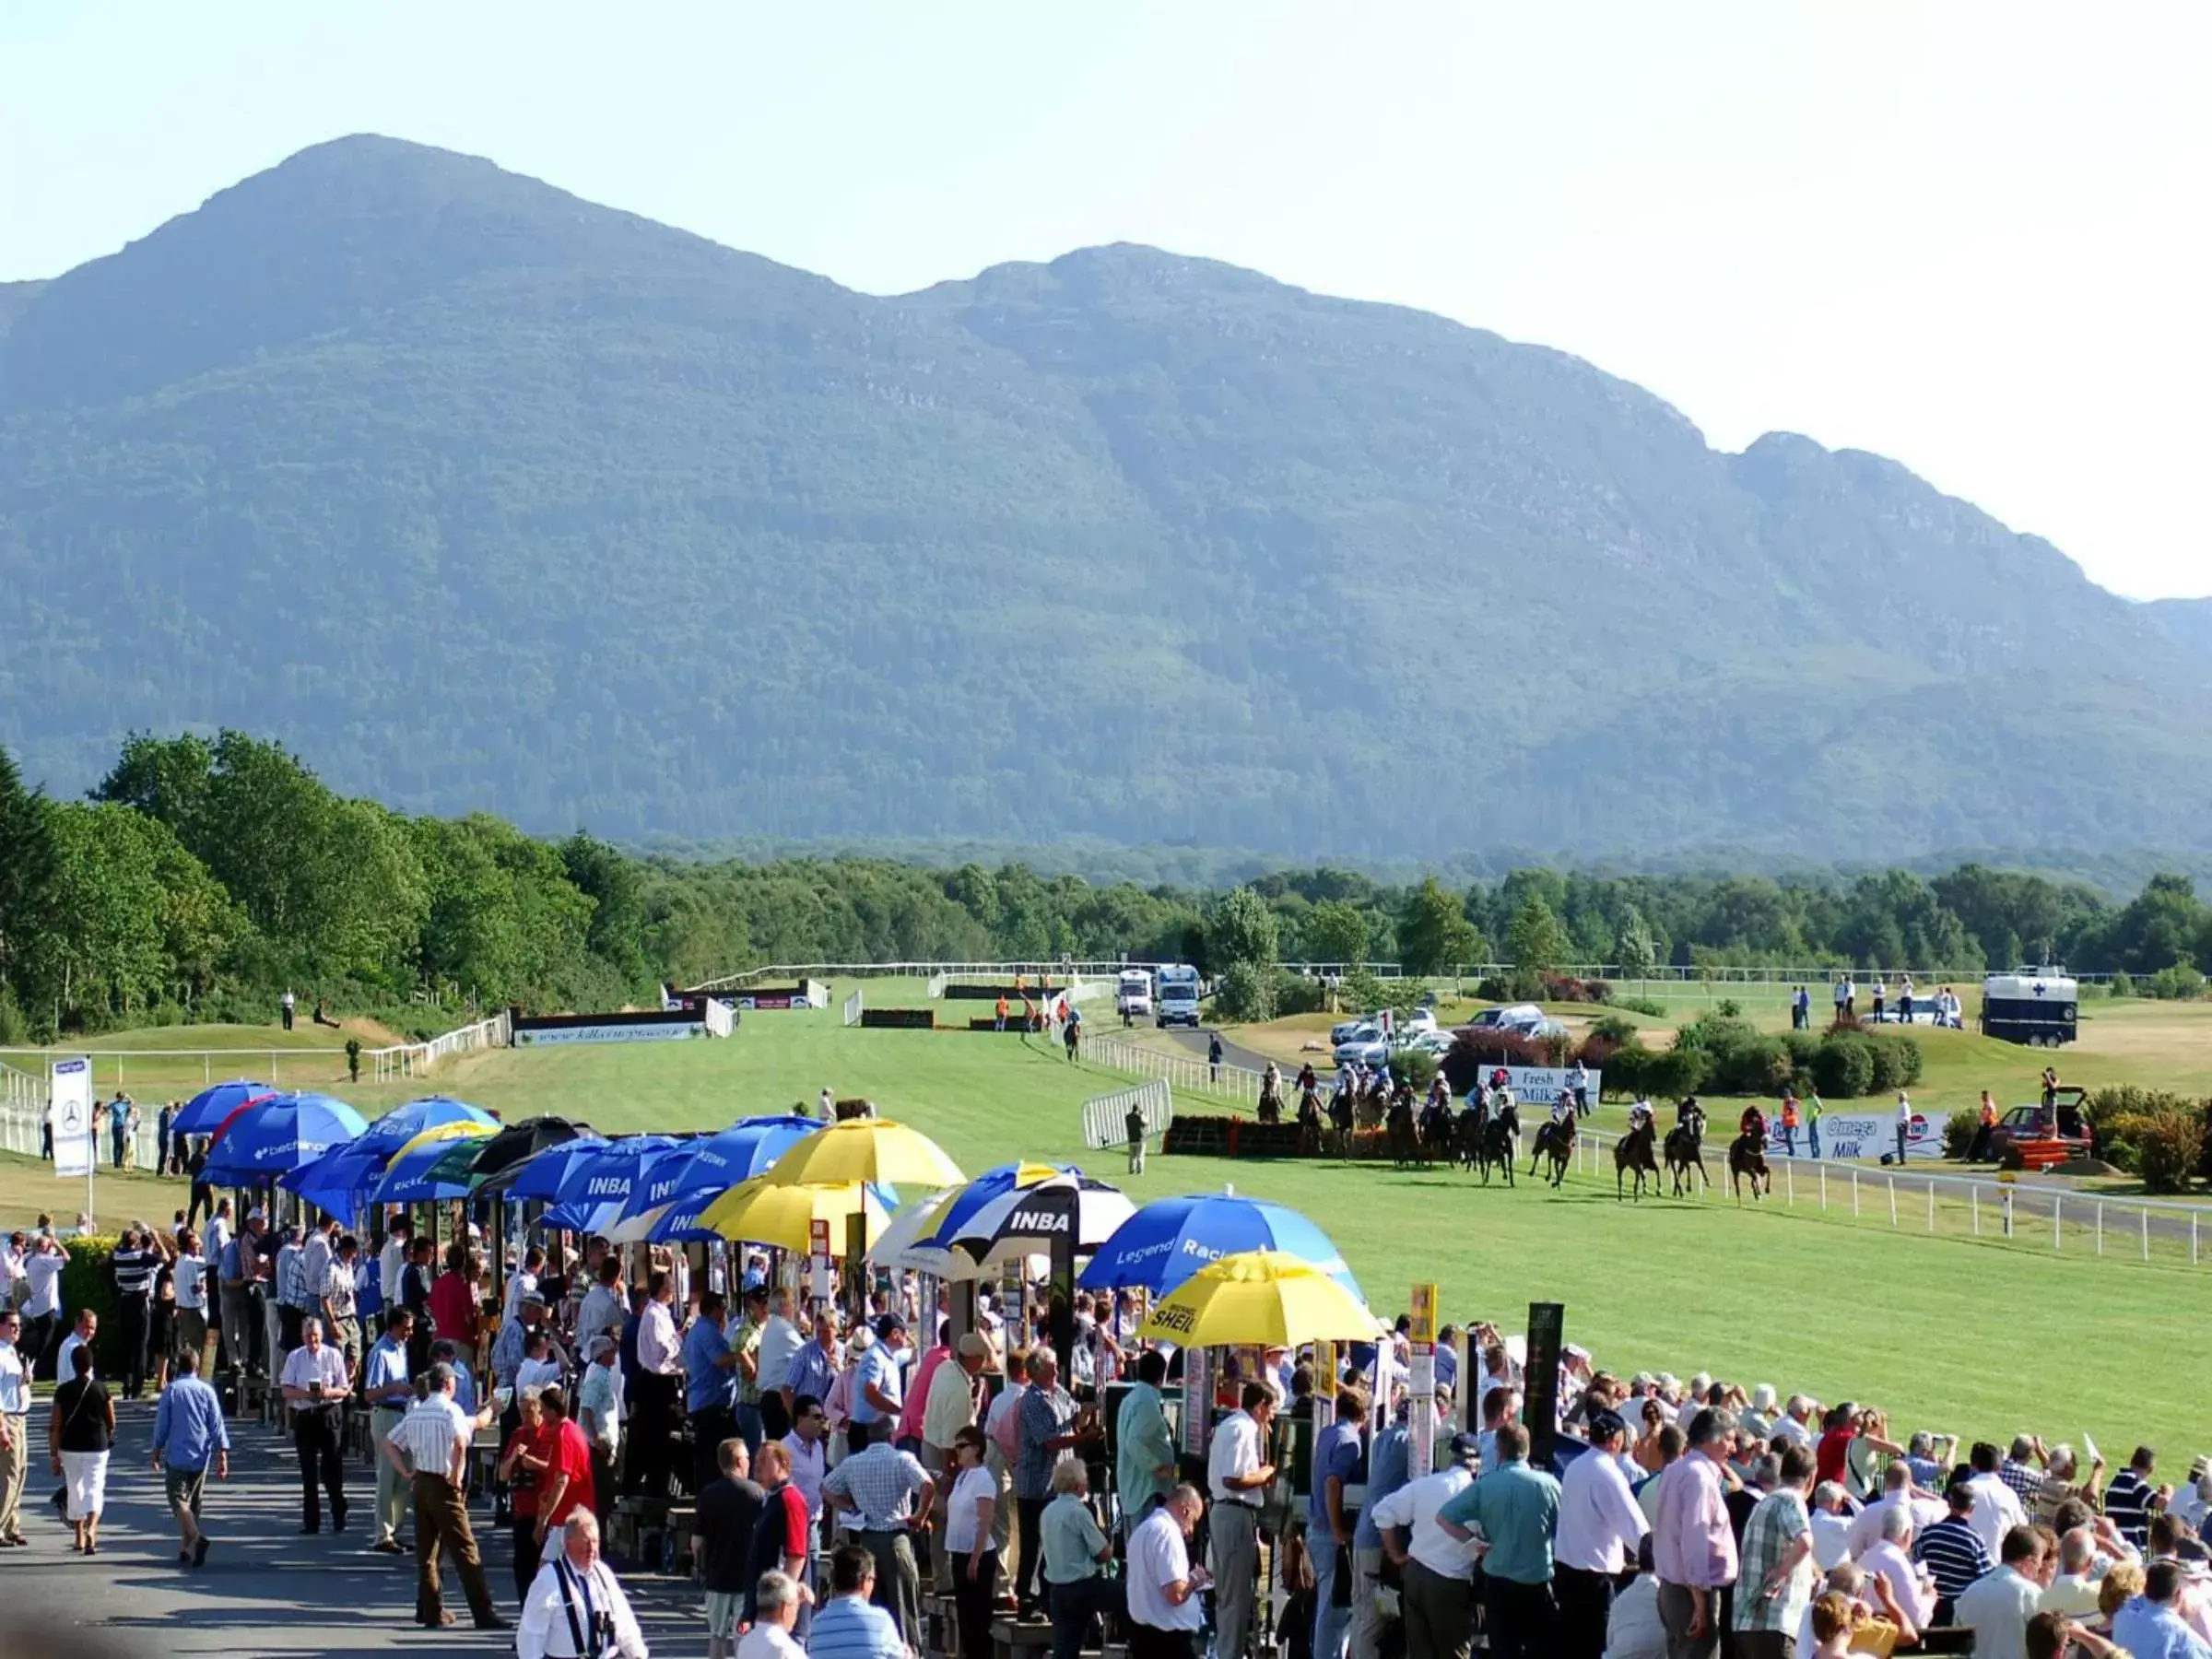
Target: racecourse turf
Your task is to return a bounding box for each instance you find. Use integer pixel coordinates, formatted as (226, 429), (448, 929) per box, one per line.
(9, 991), (2210, 1457)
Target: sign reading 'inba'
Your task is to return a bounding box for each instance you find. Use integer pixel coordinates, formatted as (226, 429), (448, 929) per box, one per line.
(1004, 1208), (1071, 1233)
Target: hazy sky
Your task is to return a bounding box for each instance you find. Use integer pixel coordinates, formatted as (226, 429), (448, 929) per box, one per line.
(6, 3), (2206, 598)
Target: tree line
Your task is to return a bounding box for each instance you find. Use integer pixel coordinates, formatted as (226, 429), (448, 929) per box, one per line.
(3, 730), (2211, 1041)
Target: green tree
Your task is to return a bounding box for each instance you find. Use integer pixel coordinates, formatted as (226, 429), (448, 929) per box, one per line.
(1207, 887), (1280, 972)
(1304, 900), (1370, 967)
(1398, 877), (1479, 975)
(1613, 904), (1660, 974)
(561, 831), (652, 989)
(90, 731), (216, 839)
(29, 804), (172, 1024)
(0, 746), (57, 1000)
(1506, 894), (1571, 971)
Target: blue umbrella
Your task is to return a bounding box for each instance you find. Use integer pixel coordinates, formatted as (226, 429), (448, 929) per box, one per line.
(282, 1097), (500, 1219)
(204, 1092), (369, 1184)
(544, 1136), (680, 1233)
(1078, 1192), (1362, 1299)
(641, 1117), (837, 1242)
(505, 1137), (613, 1204)
(373, 1128), (498, 1204)
(172, 1078), (276, 1137)
(920, 1161), (1083, 1253)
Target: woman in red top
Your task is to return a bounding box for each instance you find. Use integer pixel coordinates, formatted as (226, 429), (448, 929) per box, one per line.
(427, 1244), (480, 1357)
(497, 1390), (557, 1600)
(534, 1387), (598, 1553)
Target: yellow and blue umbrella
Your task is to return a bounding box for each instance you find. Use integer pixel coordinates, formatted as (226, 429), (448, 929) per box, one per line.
(1135, 1249), (1384, 1348)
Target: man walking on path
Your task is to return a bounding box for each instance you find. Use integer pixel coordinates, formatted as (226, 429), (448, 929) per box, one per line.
(0, 1308), (31, 1545)
(383, 1361), (508, 1630)
(148, 1347), (229, 1566)
(364, 1309), (417, 1553)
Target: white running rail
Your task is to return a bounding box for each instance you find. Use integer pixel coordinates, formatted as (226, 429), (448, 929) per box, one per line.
(367, 1009), (512, 1085)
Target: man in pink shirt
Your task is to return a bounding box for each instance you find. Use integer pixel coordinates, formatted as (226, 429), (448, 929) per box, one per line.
(896, 1319), (951, 1446)
(1651, 1408), (1739, 1659)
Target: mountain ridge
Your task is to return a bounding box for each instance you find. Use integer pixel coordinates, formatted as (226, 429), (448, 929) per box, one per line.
(3, 134), (2208, 858)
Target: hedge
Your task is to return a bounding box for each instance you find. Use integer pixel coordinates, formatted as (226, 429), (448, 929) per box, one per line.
(55, 1235), (132, 1373)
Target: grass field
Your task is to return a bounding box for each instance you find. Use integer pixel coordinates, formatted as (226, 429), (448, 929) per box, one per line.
(10, 997), (2211, 1456)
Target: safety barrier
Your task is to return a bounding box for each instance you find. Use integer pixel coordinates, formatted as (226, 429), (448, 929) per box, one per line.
(1081, 1031), (1268, 1108)
(842, 988), (865, 1028)
(1081, 1078), (1173, 1150)
(366, 1008), (512, 1085)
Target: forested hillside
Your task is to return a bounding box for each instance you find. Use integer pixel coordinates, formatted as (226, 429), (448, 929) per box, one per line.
(3, 136), (2210, 858)
(7, 732), (2212, 1041)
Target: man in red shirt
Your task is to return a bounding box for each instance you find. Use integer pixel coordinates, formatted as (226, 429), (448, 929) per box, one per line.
(534, 1385), (598, 1562)
(497, 1390), (559, 1601)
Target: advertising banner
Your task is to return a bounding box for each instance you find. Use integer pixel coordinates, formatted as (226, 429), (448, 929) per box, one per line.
(1768, 1111), (1949, 1161)
(51, 1057), (93, 1180)
(1463, 1065), (1601, 1106)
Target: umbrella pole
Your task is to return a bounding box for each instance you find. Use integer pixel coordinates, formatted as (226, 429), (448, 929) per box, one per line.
(1049, 1230), (1076, 1382)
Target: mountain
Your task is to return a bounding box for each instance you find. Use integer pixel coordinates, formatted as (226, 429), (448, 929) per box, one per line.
(2147, 598), (2212, 665)
(5, 134), (2210, 859)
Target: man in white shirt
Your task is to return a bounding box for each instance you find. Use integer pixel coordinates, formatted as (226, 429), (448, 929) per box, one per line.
(378, 1214), (408, 1305)
(0, 1307), (31, 1546)
(279, 1317), (353, 1533)
(740, 1568), (806, 1659)
(1769, 1394), (1817, 1448)
(629, 1271), (682, 1499)
(1556, 1412), (1649, 1658)
(1955, 1526), (2045, 1659)
(756, 1289), (804, 1441)
(1807, 1483), (1855, 1571)
(1126, 1486), (1208, 1658)
(1371, 1431), (1482, 1659)
(1846, 1463), (1936, 1559)
(505, 1245), (546, 1322)
(517, 1509), (649, 1659)
(1857, 1504), (1936, 1639)
(19, 1236), (68, 1378)
(55, 1308), (99, 1391)
(1963, 1447), (2030, 1558)
(1206, 1382), (1277, 1659)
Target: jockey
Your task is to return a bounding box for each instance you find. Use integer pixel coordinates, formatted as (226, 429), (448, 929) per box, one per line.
(1550, 1089), (1575, 1126)
(1676, 1093), (1702, 1128)
(1627, 1098), (1654, 1134)
(1737, 1102), (1768, 1142)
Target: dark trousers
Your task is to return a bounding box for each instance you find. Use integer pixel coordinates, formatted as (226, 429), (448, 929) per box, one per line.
(187, 1182), (213, 1230)
(1049, 1574), (1125, 1659)
(1553, 1564), (1616, 1659)
(1130, 1629), (1196, 1659)
(590, 1448), (617, 1536)
(294, 1406), (347, 1529)
(1481, 1577), (1554, 1659)
(511, 1513), (544, 1602)
(954, 1547), (999, 1659)
(21, 1313), (57, 1381)
(1401, 1559), (1473, 1659)
(689, 1405), (735, 1495)
(119, 1293), (150, 1397)
(1016, 1495), (1049, 1612)
(735, 1400), (764, 1462)
(628, 1373), (678, 1497)
(413, 1472), (497, 1624)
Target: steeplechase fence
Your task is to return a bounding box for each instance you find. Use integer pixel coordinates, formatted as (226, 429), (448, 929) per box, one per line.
(842, 988), (865, 1028)
(1081, 1078), (1173, 1150)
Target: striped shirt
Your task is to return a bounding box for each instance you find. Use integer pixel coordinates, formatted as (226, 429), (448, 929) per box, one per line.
(112, 1246), (159, 1297)
(824, 1441), (929, 1531)
(388, 1394), (475, 1481)
(2105, 1469), (2158, 1548)
(1912, 1514), (1992, 1601)
(810, 1594), (906, 1659)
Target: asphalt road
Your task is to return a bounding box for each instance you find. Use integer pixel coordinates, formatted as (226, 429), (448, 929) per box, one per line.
(5, 1400), (703, 1659)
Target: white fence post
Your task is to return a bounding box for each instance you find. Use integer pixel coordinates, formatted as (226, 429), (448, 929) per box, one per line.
(1887, 1176), (1897, 1229)
(2053, 1193), (2062, 1251)
(2096, 1202), (2103, 1255)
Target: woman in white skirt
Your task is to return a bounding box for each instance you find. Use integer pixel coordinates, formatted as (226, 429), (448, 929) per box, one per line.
(48, 1344), (114, 1553)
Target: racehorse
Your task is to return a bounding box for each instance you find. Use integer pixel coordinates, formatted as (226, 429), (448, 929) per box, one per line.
(1728, 1133), (1771, 1201)
(1386, 1097), (1420, 1168)
(1529, 1112), (1576, 1187)
(1665, 1108), (1711, 1196)
(1453, 1100), (1488, 1171)
(1418, 1098), (1454, 1163)
(1477, 1101), (1520, 1187)
(1614, 1118), (1660, 1200)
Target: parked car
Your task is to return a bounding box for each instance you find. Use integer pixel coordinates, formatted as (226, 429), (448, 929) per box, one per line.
(1333, 1024), (1390, 1067)
(1985, 1088), (2096, 1171)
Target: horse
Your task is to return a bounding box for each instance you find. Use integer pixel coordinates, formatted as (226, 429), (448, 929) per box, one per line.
(1614, 1118), (1660, 1200)
(1729, 1133), (1771, 1201)
(1418, 1100), (1454, 1163)
(1477, 1101), (1520, 1187)
(1529, 1112), (1576, 1187)
(1665, 1112), (1711, 1196)
(1386, 1098), (1419, 1168)
(1453, 1102), (1488, 1171)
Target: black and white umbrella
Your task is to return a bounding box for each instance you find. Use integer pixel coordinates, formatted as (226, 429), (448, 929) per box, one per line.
(949, 1173), (1138, 1271)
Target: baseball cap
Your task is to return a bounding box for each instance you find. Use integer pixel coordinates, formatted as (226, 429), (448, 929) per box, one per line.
(1449, 1431), (1483, 1462)
(957, 1333), (992, 1360)
(1587, 1409), (1629, 1442)
(877, 1314), (907, 1340)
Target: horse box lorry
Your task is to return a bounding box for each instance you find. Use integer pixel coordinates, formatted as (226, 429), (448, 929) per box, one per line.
(1155, 964), (1202, 1028)
(1979, 967), (2078, 1047)
(1116, 969), (1154, 1020)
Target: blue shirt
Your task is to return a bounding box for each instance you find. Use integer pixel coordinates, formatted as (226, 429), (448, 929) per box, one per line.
(811, 1594), (907, 1659)
(1354, 1425), (1411, 1549)
(1436, 1460), (1562, 1585)
(684, 1317), (734, 1414)
(365, 1335), (413, 1406)
(151, 1375), (230, 1472)
(1311, 1418), (1362, 1527)
(358, 1258), (382, 1321)
(850, 1342), (900, 1425)
(451, 1359), (478, 1416)
(2112, 1598), (2212, 1659)
(784, 1339), (839, 1409)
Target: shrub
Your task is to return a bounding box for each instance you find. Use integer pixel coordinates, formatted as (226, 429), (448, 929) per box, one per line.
(1613, 995), (1666, 1018)
(1269, 971), (1326, 1017)
(1211, 961), (1277, 1023)
(2147, 962), (2207, 1001)
(2135, 1116), (2200, 1194)
(1588, 1014), (1641, 1046)
(1541, 973), (1613, 1005)
(0, 986), (27, 1046)
(1440, 1027), (1553, 1094)
(1942, 1113), (1975, 1159)
(2108, 971), (2136, 999)
(1338, 966), (1396, 1015)
(1673, 1015), (1761, 1055)
(1866, 1031), (1924, 1092)
(1810, 1033), (1877, 1099)
(1642, 1046), (1711, 1100)
(1476, 971), (1547, 1004)
(1596, 1042), (1647, 1100)
(57, 1236), (132, 1372)
(2090, 1088), (2202, 1178)
(1714, 997), (1744, 1018)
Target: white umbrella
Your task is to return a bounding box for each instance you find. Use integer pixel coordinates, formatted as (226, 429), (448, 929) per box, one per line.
(868, 1185), (959, 1265)
(948, 1173), (1138, 1273)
